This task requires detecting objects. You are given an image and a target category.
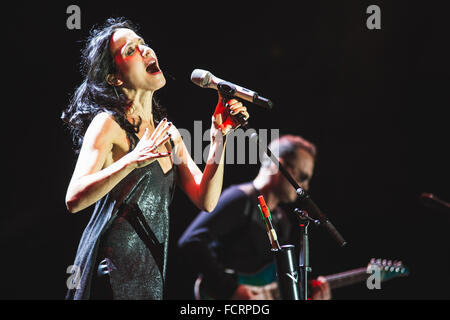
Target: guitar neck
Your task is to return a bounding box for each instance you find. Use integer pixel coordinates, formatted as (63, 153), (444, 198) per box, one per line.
(324, 267), (369, 290)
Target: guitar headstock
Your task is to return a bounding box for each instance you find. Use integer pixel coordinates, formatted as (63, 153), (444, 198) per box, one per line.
(367, 258), (409, 282)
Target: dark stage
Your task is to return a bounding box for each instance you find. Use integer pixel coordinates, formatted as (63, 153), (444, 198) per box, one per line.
(1, 1), (449, 302)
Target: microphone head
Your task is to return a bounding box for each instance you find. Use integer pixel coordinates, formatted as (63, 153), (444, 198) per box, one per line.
(420, 192), (435, 201)
(191, 69), (213, 88)
(420, 192), (450, 210)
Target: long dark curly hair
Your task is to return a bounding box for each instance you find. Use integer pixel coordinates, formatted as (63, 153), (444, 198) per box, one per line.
(61, 17), (167, 153)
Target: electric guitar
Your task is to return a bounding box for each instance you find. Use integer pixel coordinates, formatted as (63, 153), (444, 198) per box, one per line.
(194, 258), (409, 300)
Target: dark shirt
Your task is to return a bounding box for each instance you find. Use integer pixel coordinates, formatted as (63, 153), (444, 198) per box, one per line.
(178, 182), (299, 299)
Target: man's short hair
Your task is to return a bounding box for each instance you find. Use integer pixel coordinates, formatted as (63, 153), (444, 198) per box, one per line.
(261, 134), (317, 168)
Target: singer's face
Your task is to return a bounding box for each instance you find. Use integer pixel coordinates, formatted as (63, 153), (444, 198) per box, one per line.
(109, 28), (166, 91)
(277, 148), (315, 203)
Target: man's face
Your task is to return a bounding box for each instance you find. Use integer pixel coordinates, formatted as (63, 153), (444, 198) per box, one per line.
(276, 148), (315, 203)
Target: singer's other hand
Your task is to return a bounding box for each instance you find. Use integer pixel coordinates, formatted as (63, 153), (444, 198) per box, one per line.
(213, 93), (250, 136)
(125, 119), (172, 169)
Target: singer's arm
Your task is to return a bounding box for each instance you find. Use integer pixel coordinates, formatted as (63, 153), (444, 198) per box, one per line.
(171, 120), (227, 213)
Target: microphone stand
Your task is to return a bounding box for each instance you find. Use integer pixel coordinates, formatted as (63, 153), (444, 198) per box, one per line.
(295, 209), (320, 300)
(218, 87), (347, 299)
(254, 132), (348, 299)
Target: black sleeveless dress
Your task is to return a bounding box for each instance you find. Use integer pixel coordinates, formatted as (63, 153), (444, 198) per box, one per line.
(66, 146), (176, 300)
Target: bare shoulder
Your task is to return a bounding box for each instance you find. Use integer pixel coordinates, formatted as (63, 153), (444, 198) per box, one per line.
(84, 112), (123, 148)
(90, 112), (122, 133)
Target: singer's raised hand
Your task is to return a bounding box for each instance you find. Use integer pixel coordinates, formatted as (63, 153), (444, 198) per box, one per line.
(125, 119), (172, 169)
(212, 94), (250, 136)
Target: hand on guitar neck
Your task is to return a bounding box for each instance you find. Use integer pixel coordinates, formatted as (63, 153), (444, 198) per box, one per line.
(309, 276), (332, 300)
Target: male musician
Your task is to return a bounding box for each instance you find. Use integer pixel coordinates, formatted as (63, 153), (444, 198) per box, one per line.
(178, 135), (331, 300)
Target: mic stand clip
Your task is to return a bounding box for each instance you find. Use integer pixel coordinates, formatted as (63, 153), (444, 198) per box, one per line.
(294, 208), (319, 300)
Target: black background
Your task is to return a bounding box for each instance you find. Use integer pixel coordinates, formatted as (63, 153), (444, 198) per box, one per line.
(1, 1), (449, 300)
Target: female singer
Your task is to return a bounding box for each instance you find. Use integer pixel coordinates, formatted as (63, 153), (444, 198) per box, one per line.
(62, 17), (249, 299)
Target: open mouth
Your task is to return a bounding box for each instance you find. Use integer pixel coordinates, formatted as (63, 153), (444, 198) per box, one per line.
(146, 60), (161, 74)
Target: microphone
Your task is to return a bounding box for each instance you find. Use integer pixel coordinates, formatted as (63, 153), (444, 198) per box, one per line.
(420, 192), (450, 211)
(190, 69), (273, 110)
(257, 195), (282, 250)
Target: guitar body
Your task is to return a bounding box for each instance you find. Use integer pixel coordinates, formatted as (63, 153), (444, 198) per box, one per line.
(194, 264), (277, 300)
(237, 264), (277, 286)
